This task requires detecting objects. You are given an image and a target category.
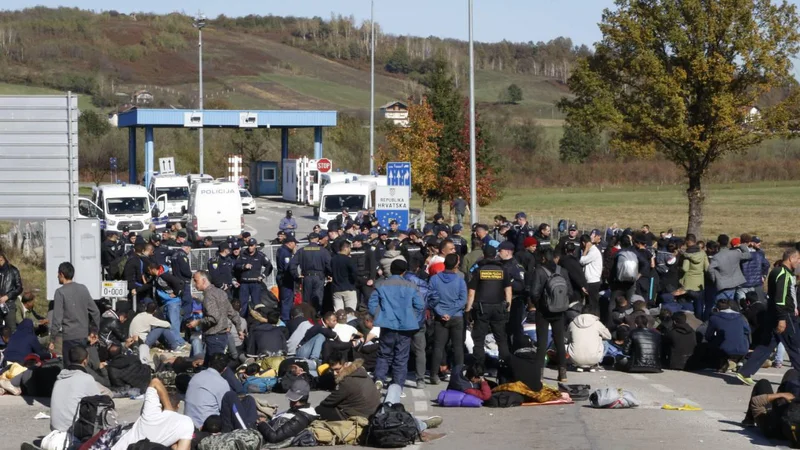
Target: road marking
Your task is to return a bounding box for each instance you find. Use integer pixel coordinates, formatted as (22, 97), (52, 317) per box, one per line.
(629, 374), (649, 381)
(414, 401), (428, 412)
(256, 217), (270, 221)
(650, 383), (674, 393)
(676, 398), (700, 406)
(411, 389), (427, 398)
(704, 410), (727, 420)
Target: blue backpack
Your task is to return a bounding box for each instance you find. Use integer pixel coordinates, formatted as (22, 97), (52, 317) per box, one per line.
(242, 376), (278, 393)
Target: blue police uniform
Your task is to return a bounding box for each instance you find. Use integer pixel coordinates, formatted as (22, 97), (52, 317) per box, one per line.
(171, 248), (194, 319)
(208, 253), (235, 299)
(235, 244), (273, 317)
(289, 241), (331, 312)
(276, 243), (296, 322)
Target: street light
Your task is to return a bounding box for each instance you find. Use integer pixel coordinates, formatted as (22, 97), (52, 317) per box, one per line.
(468, 0), (477, 224)
(194, 12), (206, 175)
(369, 0), (376, 175)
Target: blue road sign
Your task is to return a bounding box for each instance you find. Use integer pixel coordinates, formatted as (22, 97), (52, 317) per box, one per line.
(376, 209), (409, 231)
(387, 162), (411, 187)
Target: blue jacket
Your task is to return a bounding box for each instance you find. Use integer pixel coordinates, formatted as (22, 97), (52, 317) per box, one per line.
(402, 272), (430, 327)
(706, 310), (751, 356)
(369, 275), (425, 331)
(4, 319), (50, 364)
(741, 249), (770, 288)
(428, 271), (467, 318)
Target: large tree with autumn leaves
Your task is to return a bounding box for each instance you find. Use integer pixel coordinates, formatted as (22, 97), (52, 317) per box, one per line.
(559, 0), (800, 237)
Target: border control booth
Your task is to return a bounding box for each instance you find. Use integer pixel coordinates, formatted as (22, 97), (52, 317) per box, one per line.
(117, 109), (337, 188)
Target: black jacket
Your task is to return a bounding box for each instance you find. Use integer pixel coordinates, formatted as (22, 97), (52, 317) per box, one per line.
(623, 328), (662, 373)
(514, 250), (537, 277)
(664, 322), (697, 370)
(0, 263), (22, 301)
(257, 406), (318, 444)
(107, 353), (152, 391)
(559, 255), (587, 302)
(247, 322), (288, 356)
(99, 310), (127, 346)
(124, 253), (147, 292)
(528, 261), (573, 317)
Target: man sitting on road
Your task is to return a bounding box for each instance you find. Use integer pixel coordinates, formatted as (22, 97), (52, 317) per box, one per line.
(621, 314), (662, 373)
(110, 378), (195, 450)
(706, 299), (751, 373)
(50, 346), (101, 435)
(128, 302), (185, 352)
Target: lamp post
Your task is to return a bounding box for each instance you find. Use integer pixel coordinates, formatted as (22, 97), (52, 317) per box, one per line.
(468, 0), (477, 224)
(194, 13), (206, 174)
(369, 0), (376, 175)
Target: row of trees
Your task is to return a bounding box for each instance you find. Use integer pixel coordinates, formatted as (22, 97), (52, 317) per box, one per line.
(377, 60), (502, 210)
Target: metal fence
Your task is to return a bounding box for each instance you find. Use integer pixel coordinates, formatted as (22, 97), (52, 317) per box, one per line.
(188, 243), (309, 288)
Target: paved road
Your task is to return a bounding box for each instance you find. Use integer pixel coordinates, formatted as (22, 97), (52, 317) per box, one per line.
(3, 364), (793, 449)
(243, 196), (319, 245)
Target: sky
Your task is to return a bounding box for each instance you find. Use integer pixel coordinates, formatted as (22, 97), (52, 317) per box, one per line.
(2, 0), (618, 47)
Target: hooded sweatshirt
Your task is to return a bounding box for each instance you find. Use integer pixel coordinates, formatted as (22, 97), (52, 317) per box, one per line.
(429, 271), (468, 318)
(4, 318), (50, 363)
(51, 365), (101, 432)
(665, 322), (697, 370)
(706, 309), (751, 357)
(379, 250), (405, 277)
(567, 314), (611, 367)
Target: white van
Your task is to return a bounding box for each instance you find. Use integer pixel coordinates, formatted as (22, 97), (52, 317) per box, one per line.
(186, 180), (244, 243)
(148, 174), (190, 225)
(318, 180), (377, 228)
(352, 175), (388, 187)
(319, 172), (361, 193)
(90, 184), (154, 232)
(187, 173), (214, 187)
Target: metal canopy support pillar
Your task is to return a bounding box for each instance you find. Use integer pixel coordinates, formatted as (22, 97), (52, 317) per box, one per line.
(281, 128), (290, 160)
(128, 128), (138, 184)
(313, 126), (323, 160)
(144, 126), (154, 188)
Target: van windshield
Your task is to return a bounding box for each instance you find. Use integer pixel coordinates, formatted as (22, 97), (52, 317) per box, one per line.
(322, 195), (365, 212)
(156, 187), (189, 201)
(106, 197), (149, 215)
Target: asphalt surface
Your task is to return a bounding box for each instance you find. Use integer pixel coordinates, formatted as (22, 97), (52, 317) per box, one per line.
(4, 198), (794, 449)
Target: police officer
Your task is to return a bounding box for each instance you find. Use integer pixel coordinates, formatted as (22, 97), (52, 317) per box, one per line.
(498, 241), (528, 351)
(235, 238), (273, 317)
(450, 225), (468, 259)
(466, 245), (512, 366)
(289, 233), (331, 313)
(161, 229), (177, 247)
(150, 233), (170, 266)
(172, 243), (194, 318)
(271, 230), (287, 245)
(388, 220), (400, 239)
(174, 231), (189, 247)
(350, 234), (377, 309)
(101, 231), (123, 278)
(276, 235), (298, 322)
(327, 223), (347, 254)
(208, 243), (236, 299)
(401, 230), (426, 271)
(373, 228), (388, 264)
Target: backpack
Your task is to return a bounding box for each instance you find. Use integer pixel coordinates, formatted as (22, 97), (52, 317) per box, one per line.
(589, 388), (640, 409)
(310, 417), (368, 446)
(542, 266), (569, 313)
(71, 395), (117, 441)
(781, 399), (800, 445)
(109, 254), (128, 281)
(364, 402), (420, 448)
(242, 376), (278, 393)
(616, 250), (639, 283)
(198, 429), (263, 450)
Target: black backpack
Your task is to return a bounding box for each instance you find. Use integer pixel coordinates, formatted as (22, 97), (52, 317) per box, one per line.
(782, 398), (800, 446)
(364, 402), (420, 448)
(72, 395), (117, 441)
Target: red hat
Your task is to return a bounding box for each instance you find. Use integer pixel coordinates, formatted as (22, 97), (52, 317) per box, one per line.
(523, 237), (538, 249)
(731, 237), (741, 247)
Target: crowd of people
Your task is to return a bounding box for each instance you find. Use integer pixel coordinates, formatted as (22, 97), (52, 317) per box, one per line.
(1, 204), (799, 448)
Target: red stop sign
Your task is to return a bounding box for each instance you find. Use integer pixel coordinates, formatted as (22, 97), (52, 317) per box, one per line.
(316, 158), (332, 173)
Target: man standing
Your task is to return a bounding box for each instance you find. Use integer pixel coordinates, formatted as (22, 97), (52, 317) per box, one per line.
(150, 234), (170, 266)
(515, 237), (538, 276)
(511, 212), (536, 253)
(498, 241), (528, 351)
(279, 210), (297, 234)
(580, 234), (603, 316)
(290, 233), (331, 313)
(276, 235), (298, 322)
(709, 234), (751, 305)
(331, 241), (358, 312)
(101, 232), (123, 278)
(0, 252), (23, 331)
(556, 224), (580, 254)
(350, 235), (377, 309)
(466, 246), (512, 366)
(461, 239), (484, 283)
(400, 230), (426, 271)
(52, 262), (100, 365)
(740, 234), (770, 304)
(369, 260), (425, 391)
(208, 243), (236, 300)
(452, 196), (467, 227)
(235, 238), (273, 317)
(533, 223), (552, 252)
(172, 243), (194, 317)
(737, 249), (800, 386)
(428, 254), (467, 385)
(450, 225), (468, 259)
(188, 271), (244, 357)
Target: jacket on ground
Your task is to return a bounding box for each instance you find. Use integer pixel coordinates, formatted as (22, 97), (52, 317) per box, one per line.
(567, 314), (611, 368)
(368, 276), (424, 331)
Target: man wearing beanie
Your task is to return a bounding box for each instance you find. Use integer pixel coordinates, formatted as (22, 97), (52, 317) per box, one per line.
(368, 259), (425, 391)
(515, 236), (539, 276)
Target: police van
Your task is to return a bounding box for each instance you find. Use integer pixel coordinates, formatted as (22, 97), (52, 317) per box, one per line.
(318, 180), (378, 228)
(148, 174), (190, 225)
(88, 184), (155, 232)
(186, 180), (243, 243)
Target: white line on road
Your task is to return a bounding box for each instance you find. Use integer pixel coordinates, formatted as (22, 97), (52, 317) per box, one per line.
(704, 410), (727, 420)
(414, 401), (428, 412)
(256, 217), (270, 221)
(650, 383), (674, 393)
(629, 374), (649, 381)
(676, 398), (700, 406)
(411, 389), (427, 398)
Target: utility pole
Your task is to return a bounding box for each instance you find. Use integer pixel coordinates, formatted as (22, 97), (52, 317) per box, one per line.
(370, 0), (376, 175)
(468, 0), (477, 224)
(194, 13), (206, 174)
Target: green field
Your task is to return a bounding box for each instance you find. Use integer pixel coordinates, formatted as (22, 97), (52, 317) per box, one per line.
(0, 82), (96, 111)
(422, 181), (800, 260)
